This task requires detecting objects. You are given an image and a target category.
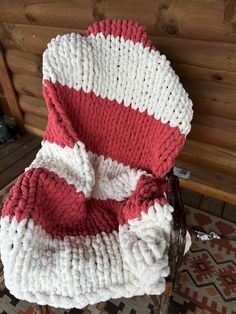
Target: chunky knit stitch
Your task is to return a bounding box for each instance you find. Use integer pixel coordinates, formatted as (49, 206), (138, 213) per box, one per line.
(0, 19), (193, 309)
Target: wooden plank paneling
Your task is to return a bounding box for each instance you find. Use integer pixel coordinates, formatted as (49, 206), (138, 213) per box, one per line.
(0, 45), (24, 129)
(192, 98), (236, 122)
(190, 113), (236, 151)
(0, 23), (76, 54)
(0, 0), (94, 31)
(176, 160), (236, 205)
(172, 62), (236, 86)
(13, 73), (43, 99)
(24, 124), (45, 137)
(24, 113), (47, 130)
(155, 36), (236, 73)
(178, 140), (236, 177)
(6, 49), (42, 77)
(19, 94), (47, 118)
(1, 23), (236, 73)
(0, 0), (236, 43)
(183, 78), (236, 120)
(0, 88), (10, 115)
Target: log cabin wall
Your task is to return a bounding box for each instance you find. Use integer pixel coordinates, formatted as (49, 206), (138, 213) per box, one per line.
(0, 0), (236, 204)
(0, 83), (10, 116)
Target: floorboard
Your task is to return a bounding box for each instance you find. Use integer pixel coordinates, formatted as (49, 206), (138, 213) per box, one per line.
(0, 133), (41, 189)
(0, 132), (34, 159)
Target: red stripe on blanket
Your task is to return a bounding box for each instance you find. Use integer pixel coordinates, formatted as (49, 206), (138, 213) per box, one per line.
(82, 19), (156, 50)
(2, 168), (167, 238)
(43, 81), (185, 178)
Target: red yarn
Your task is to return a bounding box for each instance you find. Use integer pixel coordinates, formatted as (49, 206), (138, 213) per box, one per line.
(83, 19), (156, 50)
(2, 169), (168, 238)
(43, 81), (185, 178)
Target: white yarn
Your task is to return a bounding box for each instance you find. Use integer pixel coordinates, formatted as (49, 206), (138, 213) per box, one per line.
(43, 33), (193, 135)
(0, 203), (173, 309)
(120, 202), (173, 293)
(88, 151), (146, 201)
(26, 140), (145, 201)
(25, 140), (94, 198)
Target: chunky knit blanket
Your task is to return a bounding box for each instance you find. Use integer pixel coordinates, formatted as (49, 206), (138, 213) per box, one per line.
(0, 20), (193, 309)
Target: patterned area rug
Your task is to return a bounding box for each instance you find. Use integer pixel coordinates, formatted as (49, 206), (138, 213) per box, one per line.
(0, 180), (235, 314)
(170, 207), (236, 314)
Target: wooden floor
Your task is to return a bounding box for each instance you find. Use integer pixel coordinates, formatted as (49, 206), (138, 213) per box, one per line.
(0, 133), (41, 189)
(0, 133), (235, 224)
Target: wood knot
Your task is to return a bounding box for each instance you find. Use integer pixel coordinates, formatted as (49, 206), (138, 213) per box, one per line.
(25, 13), (37, 24)
(160, 4), (169, 11)
(166, 23), (178, 35)
(92, 7), (106, 21)
(212, 74), (223, 81)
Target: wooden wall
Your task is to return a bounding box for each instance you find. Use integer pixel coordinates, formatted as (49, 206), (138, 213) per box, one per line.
(0, 83), (9, 116)
(0, 0), (236, 204)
